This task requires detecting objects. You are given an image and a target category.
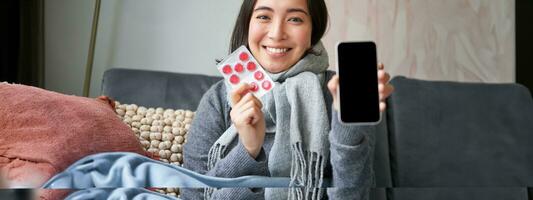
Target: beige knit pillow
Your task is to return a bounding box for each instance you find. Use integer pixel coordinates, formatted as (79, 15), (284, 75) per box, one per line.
(115, 101), (195, 197)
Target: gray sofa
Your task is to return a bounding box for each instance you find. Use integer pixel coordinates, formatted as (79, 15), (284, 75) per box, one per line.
(102, 68), (533, 200)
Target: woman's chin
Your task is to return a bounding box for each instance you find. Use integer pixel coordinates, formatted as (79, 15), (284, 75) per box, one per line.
(263, 64), (292, 74)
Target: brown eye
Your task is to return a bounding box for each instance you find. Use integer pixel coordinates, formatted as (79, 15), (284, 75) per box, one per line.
(256, 15), (270, 20)
(288, 17), (304, 23)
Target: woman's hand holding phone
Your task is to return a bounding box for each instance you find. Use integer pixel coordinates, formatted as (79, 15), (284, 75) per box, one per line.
(332, 41), (395, 124)
(328, 63), (394, 114)
(377, 63), (394, 111)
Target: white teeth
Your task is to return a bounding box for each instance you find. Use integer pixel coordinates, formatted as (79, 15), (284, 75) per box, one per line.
(266, 47), (289, 53)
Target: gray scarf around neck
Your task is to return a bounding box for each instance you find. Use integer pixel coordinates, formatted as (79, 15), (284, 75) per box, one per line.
(206, 42), (331, 200)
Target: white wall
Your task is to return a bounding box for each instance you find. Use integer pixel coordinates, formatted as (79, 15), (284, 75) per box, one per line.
(45, 0), (515, 97)
(45, 0), (95, 95)
(45, 0), (242, 97)
(89, 0), (243, 97)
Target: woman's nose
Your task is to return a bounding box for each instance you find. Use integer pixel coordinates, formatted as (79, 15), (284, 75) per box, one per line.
(267, 20), (287, 41)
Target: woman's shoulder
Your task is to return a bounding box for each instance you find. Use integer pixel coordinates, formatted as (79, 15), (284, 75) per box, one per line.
(197, 79), (232, 129)
(200, 79), (226, 98)
(205, 79), (227, 97)
(198, 79), (229, 110)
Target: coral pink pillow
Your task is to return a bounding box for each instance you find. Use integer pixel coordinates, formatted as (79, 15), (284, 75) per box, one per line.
(0, 83), (147, 198)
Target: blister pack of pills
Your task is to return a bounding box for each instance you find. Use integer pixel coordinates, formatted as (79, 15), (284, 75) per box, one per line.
(217, 46), (275, 98)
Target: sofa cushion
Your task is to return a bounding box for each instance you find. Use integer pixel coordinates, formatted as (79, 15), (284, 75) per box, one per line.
(113, 101), (195, 197)
(102, 68), (222, 111)
(389, 187), (529, 200)
(0, 83), (148, 198)
(386, 76), (533, 187)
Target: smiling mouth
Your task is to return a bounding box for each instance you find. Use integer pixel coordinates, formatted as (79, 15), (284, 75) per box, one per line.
(263, 46), (292, 54)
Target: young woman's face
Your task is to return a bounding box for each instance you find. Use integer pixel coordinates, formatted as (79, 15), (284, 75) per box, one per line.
(248, 0), (312, 73)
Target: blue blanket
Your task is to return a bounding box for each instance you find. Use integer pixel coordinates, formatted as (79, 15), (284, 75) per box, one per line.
(43, 152), (291, 199)
(65, 188), (180, 200)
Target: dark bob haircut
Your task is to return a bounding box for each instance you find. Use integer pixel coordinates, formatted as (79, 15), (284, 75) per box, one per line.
(229, 0), (329, 53)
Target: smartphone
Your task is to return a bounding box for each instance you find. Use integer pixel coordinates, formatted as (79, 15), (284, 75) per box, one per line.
(336, 41), (381, 124)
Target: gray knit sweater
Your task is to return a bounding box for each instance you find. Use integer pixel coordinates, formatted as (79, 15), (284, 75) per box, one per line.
(182, 71), (375, 200)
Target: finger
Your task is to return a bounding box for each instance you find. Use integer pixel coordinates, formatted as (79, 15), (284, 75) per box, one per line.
(378, 63), (384, 70)
(328, 75), (340, 111)
(327, 75), (339, 96)
(378, 83), (385, 101)
(231, 83), (251, 105)
(378, 70), (391, 84)
(234, 99), (263, 124)
(241, 106), (261, 125)
(233, 105), (253, 125)
(238, 92), (263, 110)
(233, 92), (252, 110)
(239, 100), (261, 114)
(379, 83), (395, 100)
(379, 101), (387, 112)
(250, 108), (262, 124)
(379, 84), (395, 101)
(383, 84), (395, 100)
(249, 94), (263, 109)
(245, 97), (264, 124)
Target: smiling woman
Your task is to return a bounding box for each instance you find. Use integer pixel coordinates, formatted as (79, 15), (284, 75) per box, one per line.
(229, 0), (328, 73)
(181, 0), (394, 199)
(246, 0), (313, 73)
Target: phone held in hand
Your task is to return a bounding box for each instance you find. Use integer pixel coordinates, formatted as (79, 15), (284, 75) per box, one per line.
(336, 41), (381, 125)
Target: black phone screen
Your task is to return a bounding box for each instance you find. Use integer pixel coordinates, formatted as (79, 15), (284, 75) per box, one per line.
(337, 42), (380, 123)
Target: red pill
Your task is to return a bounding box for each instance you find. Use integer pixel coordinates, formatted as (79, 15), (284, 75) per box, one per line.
(234, 63), (244, 73)
(247, 62), (257, 71)
(230, 74), (240, 84)
(262, 80), (272, 90)
(222, 65), (232, 74)
(250, 82), (259, 92)
(239, 52), (249, 61)
(254, 71), (264, 80)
